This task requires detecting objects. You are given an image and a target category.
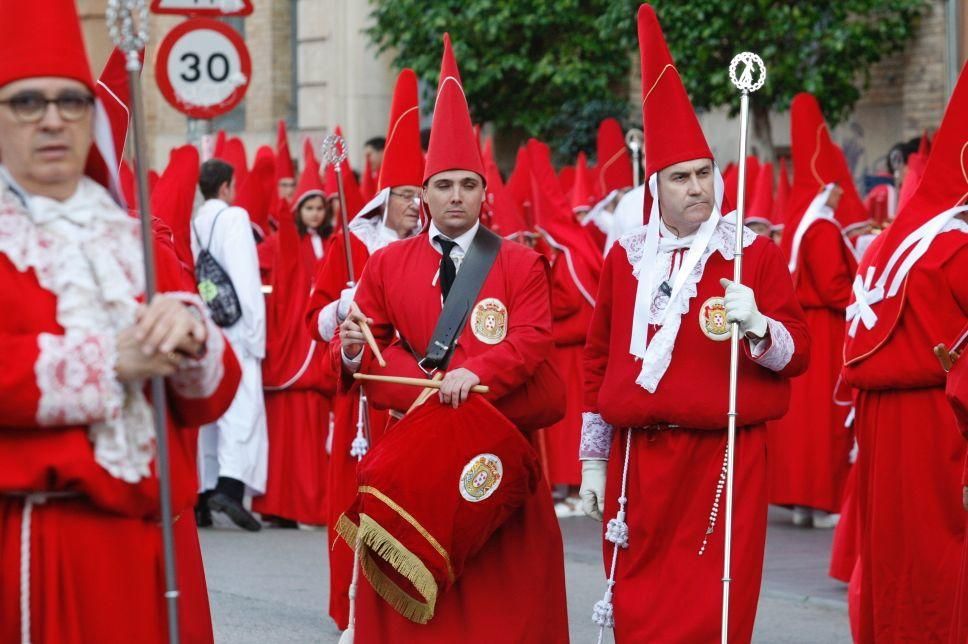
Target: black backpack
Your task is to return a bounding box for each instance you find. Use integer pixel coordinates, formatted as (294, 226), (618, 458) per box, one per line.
(192, 208), (242, 328)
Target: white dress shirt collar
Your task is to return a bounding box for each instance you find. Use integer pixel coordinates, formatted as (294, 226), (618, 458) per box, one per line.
(428, 219), (480, 255)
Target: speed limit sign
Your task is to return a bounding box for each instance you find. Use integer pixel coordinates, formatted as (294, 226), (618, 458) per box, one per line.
(155, 18), (252, 119)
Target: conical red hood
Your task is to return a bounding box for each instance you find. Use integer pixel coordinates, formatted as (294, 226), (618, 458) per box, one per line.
(294, 137), (326, 211)
(527, 138), (602, 304)
(490, 147), (532, 237)
(571, 151), (596, 212)
(213, 130), (227, 159)
(219, 137), (249, 189)
(558, 165), (575, 194)
(782, 93), (868, 257)
(361, 156), (378, 201)
(275, 120), (295, 182)
(595, 118), (633, 194)
(234, 146), (275, 236)
(422, 33), (485, 183)
(772, 157), (790, 229)
(0, 0), (94, 90)
(378, 68), (425, 190)
(746, 161), (774, 224)
(152, 145), (199, 269)
(638, 4), (712, 180)
(725, 156), (760, 214)
(481, 136), (504, 204)
(85, 47), (140, 204)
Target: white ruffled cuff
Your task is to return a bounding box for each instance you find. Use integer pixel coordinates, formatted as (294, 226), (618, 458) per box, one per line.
(579, 411), (614, 460)
(35, 331), (121, 426)
(748, 317), (794, 372)
(318, 300), (341, 342)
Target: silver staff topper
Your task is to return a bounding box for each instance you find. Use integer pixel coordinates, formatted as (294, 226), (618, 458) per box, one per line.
(720, 50), (766, 644)
(321, 133), (357, 284)
(625, 127), (644, 188)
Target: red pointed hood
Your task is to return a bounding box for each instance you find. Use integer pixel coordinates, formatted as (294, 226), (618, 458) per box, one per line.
(558, 165), (575, 195)
(234, 146), (276, 236)
(275, 120), (295, 182)
(725, 156), (760, 214)
(745, 161), (774, 225)
(782, 93), (867, 257)
(481, 136), (504, 204)
(218, 137), (249, 189)
(360, 156), (378, 201)
(152, 145), (199, 269)
(490, 147), (533, 237)
(527, 139), (602, 304)
(845, 63), (968, 364)
(0, 0), (94, 91)
(772, 157), (790, 230)
(213, 130), (227, 159)
(571, 151), (596, 212)
(638, 4), (712, 181)
(422, 33), (485, 183)
(378, 69), (425, 190)
(294, 137), (326, 211)
(595, 118), (633, 194)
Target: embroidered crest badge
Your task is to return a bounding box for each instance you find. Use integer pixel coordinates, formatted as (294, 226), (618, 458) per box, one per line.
(471, 298), (508, 344)
(699, 296), (731, 341)
(459, 453), (503, 502)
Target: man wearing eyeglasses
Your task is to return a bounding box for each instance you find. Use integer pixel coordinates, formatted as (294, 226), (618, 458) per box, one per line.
(304, 67), (427, 631)
(0, 2), (243, 642)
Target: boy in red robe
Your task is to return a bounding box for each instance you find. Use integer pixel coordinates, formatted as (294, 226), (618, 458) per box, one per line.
(578, 7), (809, 642)
(336, 34), (569, 643)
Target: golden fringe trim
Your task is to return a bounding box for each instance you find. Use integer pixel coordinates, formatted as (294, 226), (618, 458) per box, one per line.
(355, 514), (437, 624)
(334, 513), (359, 549)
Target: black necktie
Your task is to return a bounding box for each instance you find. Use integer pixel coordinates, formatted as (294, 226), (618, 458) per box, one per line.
(435, 235), (458, 301)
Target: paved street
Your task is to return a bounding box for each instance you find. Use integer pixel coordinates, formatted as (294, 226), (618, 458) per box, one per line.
(200, 506), (851, 643)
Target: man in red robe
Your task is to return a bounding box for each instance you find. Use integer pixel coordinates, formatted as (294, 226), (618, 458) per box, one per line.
(769, 93), (863, 528)
(0, 2), (242, 641)
(578, 7), (809, 642)
(304, 68), (426, 629)
(843, 62), (968, 644)
(335, 34), (568, 642)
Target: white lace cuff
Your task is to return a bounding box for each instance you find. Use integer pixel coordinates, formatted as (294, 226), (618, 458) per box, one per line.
(318, 300), (341, 342)
(167, 293), (226, 399)
(35, 331), (121, 426)
(579, 411), (614, 460)
(748, 317), (794, 372)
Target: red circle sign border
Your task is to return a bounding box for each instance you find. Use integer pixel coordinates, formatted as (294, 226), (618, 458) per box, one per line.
(155, 18), (252, 120)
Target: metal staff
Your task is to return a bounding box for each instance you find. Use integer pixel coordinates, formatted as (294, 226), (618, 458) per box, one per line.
(625, 128), (644, 188)
(106, 3), (180, 643)
(322, 134), (357, 284)
(721, 51), (766, 644)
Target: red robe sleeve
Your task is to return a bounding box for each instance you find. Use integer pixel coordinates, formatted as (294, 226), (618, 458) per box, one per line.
(798, 221), (856, 310)
(583, 246), (618, 413)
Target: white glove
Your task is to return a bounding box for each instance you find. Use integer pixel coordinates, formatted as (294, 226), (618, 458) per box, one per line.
(579, 460), (607, 521)
(720, 278), (768, 338)
(336, 285), (357, 322)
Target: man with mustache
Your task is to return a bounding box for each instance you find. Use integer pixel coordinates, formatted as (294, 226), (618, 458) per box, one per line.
(579, 6), (809, 642)
(334, 34), (568, 642)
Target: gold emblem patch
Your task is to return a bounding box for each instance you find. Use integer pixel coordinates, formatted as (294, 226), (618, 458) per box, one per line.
(460, 454), (503, 502)
(699, 296), (731, 341)
(471, 298), (508, 344)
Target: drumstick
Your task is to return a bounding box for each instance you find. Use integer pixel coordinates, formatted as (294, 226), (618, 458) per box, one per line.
(934, 343), (954, 372)
(358, 319), (386, 367)
(406, 372), (444, 415)
(353, 372), (489, 394)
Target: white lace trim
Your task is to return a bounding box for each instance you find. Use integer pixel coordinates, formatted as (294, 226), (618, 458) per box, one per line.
(749, 317), (794, 372)
(0, 177), (154, 483)
(167, 292), (226, 399)
(618, 217), (757, 392)
(579, 411), (614, 460)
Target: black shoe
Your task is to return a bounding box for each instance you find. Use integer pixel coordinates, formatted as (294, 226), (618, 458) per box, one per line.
(207, 492), (262, 532)
(195, 503), (213, 528)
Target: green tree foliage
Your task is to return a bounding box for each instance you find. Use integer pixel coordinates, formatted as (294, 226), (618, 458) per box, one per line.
(640, 1), (930, 155)
(366, 0), (638, 160)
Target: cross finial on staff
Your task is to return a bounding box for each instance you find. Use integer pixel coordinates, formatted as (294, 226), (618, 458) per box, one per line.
(106, 0), (149, 71)
(729, 52), (767, 95)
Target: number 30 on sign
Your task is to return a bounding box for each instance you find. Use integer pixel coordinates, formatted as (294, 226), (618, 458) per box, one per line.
(155, 18), (251, 119)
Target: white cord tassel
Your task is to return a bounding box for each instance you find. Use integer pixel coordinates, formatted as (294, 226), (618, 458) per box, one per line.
(338, 538), (363, 644)
(349, 389), (369, 458)
(593, 430), (633, 643)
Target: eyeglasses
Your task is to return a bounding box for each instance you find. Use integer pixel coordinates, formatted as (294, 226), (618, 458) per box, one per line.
(390, 190), (420, 201)
(0, 91), (95, 123)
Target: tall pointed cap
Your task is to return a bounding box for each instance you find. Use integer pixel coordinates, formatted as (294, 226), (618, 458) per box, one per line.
(772, 157), (790, 230)
(0, 0), (94, 90)
(481, 136), (504, 204)
(234, 146), (276, 236)
(219, 137), (249, 189)
(378, 68), (425, 189)
(275, 120), (295, 182)
(293, 138), (325, 212)
(85, 47), (139, 204)
(571, 151), (596, 212)
(596, 118), (633, 194)
(422, 33), (485, 183)
(746, 161), (774, 226)
(152, 145), (200, 269)
(638, 4), (712, 179)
